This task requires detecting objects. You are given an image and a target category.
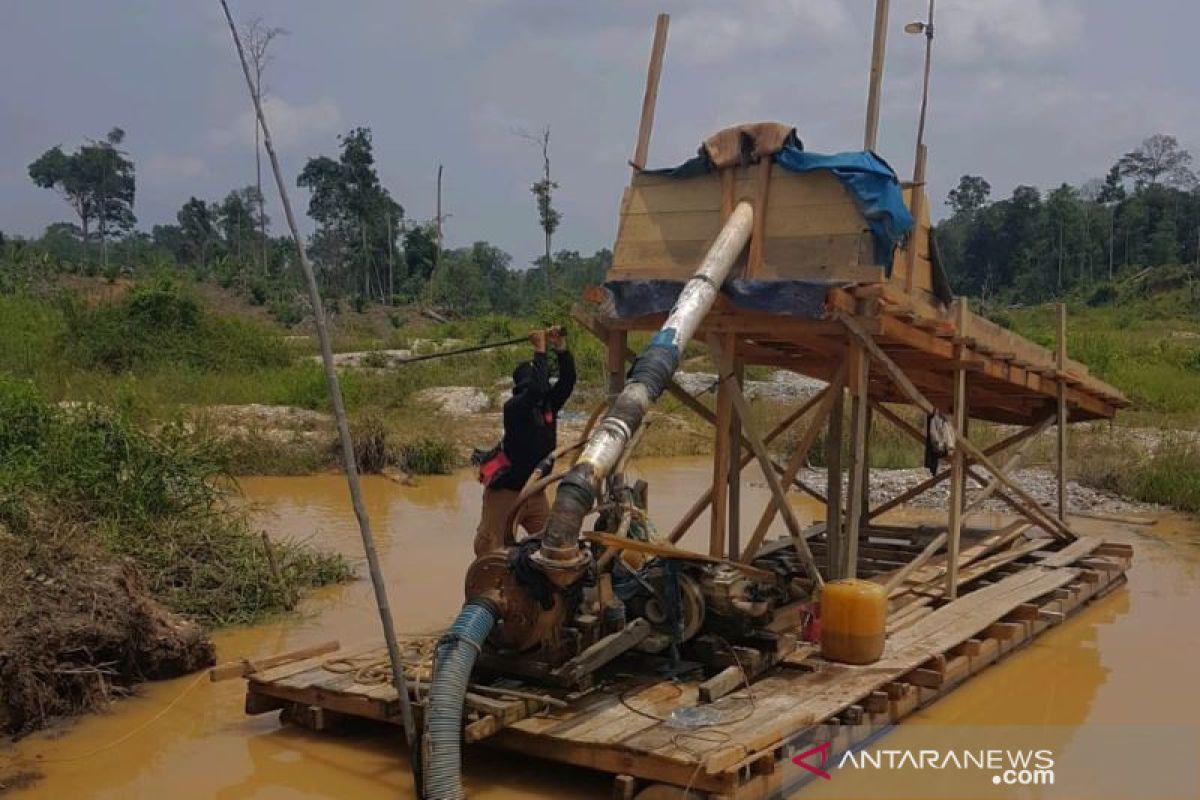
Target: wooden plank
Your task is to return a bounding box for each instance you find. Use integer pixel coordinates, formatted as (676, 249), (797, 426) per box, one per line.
(657, 566), (1080, 774)
(1036, 536), (1104, 568)
(698, 665), (745, 703)
(553, 619), (652, 684)
(211, 640), (340, 682)
(947, 299), (969, 599)
(630, 13), (669, 171)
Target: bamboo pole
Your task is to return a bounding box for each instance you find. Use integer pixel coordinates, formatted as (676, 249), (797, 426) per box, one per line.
(728, 357), (745, 561)
(863, 0), (891, 151)
(631, 13), (669, 171)
(217, 0), (418, 762)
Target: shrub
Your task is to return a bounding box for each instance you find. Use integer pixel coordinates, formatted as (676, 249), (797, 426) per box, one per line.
(397, 435), (456, 474)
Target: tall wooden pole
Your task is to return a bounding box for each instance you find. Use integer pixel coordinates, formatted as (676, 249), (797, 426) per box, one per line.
(710, 334), (735, 558)
(1056, 303), (1069, 522)
(863, 0), (891, 151)
(631, 14), (670, 171)
(844, 333), (870, 579)
(825, 386), (845, 577)
(946, 298), (969, 599)
(217, 0), (419, 763)
(728, 358), (744, 561)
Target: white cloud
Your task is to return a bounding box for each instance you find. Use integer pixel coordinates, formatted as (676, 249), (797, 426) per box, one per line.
(144, 153), (207, 182)
(209, 96), (342, 150)
(937, 0), (1083, 65)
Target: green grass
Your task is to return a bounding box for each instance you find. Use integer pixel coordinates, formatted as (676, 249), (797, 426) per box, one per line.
(998, 282), (1200, 423)
(0, 377), (350, 626)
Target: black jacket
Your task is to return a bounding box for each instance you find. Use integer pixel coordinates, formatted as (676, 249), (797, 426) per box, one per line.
(491, 349), (576, 491)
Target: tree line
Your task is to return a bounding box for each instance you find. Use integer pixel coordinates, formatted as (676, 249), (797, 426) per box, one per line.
(937, 134), (1200, 304)
(6, 120), (602, 321)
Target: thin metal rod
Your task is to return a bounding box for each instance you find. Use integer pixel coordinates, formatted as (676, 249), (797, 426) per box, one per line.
(217, 0), (419, 756)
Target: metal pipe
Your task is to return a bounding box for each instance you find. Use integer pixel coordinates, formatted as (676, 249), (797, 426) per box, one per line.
(533, 201), (754, 581)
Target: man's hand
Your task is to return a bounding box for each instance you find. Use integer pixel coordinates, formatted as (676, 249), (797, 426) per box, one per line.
(548, 325), (566, 352)
(529, 329), (547, 353)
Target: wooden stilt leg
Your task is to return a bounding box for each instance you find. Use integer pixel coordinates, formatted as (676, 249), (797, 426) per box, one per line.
(728, 358), (744, 561)
(744, 366), (846, 556)
(946, 300), (969, 599)
(606, 329), (627, 398)
(861, 404), (873, 522)
(706, 338), (823, 585)
(710, 334), (735, 558)
(825, 384), (845, 578)
(1056, 303), (1069, 523)
(845, 337), (870, 580)
(836, 310), (1076, 542)
(668, 388), (830, 543)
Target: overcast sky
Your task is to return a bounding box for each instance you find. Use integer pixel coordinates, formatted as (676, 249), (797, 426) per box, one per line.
(2, 1), (1197, 267)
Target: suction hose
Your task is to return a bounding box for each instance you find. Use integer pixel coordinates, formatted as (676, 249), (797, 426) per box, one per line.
(423, 598), (498, 800)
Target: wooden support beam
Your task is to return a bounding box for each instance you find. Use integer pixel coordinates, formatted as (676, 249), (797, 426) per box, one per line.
(1056, 303), (1068, 522)
(867, 407), (1048, 519)
(747, 159), (772, 276)
(729, 358), (745, 561)
(826, 382), (845, 577)
(711, 333), (736, 557)
(964, 414), (1054, 517)
(707, 337), (822, 585)
(947, 299), (969, 599)
(606, 328), (627, 398)
(845, 321), (872, 578)
(667, 386), (829, 543)
(630, 14), (669, 172)
(882, 532), (947, 596)
(745, 365), (846, 557)
(837, 310), (1076, 542)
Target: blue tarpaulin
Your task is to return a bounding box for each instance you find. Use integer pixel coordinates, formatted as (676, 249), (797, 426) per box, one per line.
(773, 146), (913, 270)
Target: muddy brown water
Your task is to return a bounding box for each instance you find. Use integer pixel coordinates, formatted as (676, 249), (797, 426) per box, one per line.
(4, 458), (1198, 799)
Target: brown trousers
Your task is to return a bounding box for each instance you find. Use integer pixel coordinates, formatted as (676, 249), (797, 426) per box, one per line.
(474, 488), (550, 556)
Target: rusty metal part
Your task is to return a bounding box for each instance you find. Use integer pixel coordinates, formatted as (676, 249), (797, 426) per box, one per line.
(463, 551), (567, 652)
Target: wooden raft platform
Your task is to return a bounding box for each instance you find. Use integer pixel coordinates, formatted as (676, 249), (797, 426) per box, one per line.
(241, 532), (1132, 799)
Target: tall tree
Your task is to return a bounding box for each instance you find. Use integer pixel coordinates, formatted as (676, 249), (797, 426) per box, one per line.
(177, 197), (218, 271)
(946, 175), (991, 216)
(217, 186), (264, 261)
(297, 128), (403, 299)
(242, 17), (286, 275)
(1117, 134), (1196, 190)
(28, 127), (136, 270)
(519, 126), (560, 284)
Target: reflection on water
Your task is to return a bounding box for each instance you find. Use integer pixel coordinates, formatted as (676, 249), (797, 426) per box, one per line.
(5, 460), (1198, 799)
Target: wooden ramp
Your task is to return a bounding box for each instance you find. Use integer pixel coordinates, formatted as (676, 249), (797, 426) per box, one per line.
(241, 533), (1132, 799)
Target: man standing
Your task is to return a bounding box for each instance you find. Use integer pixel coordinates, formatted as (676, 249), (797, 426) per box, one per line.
(474, 326), (575, 555)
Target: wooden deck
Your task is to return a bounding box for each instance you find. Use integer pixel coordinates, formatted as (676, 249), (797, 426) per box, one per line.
(240, 531), (1132, 799)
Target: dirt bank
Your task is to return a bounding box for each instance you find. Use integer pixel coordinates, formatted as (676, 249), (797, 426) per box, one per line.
(0, 525), (214, 736)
